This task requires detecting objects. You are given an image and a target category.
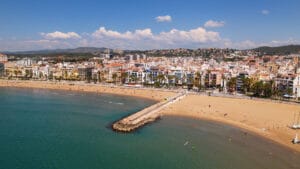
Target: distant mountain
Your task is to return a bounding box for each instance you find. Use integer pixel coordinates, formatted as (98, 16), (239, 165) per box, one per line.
(4, 47), (111, 55)
(253, 45), (300, 55)
(4, 45), (300, 56)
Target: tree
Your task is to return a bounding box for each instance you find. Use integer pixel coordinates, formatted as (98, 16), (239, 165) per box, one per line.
(112, 73), (118, 84)
(143, 73), (147, 85)
(175, 76), (179, 86)
(194, 72), (202, 91)
(120, 72), (128, 84)
(14, 70), (18, 78)
(205, 70), (211, 89)
(220, 74), (226, 92)
(227, 77), (237, 93)
(242, 77), (252, 93)
(25, 70), (29, 78)
(129, 74), (137, 84)
(98, 71), (105, 83)
(263, 82), (273, 98)
(182, 74), (187, 86)
(167, 75), (175, 86)
(251, 81), (264, 97)
(156, 74), (165, 87)
(149, 73), (154, 85)
(92, 73), (98, 84)
(186, 75), (194, 90)
(286, 88), (293, 96)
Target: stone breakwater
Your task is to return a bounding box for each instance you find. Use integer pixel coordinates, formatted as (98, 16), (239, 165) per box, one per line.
(112, 92), (187, 132)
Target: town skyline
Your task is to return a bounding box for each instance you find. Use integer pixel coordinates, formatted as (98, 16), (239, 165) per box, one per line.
(2, 1), (300, 168)
(1, 0), (300, 51)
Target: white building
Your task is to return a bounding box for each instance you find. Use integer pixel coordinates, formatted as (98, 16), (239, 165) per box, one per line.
(0, 54), (8, 62)
(293, 74), (300, 98)
(0, 62), (4, 76)
(16, 58), (34, 67)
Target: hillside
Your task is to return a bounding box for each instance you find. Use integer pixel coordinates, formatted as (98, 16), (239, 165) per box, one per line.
(4, 47), (110, 55)
(254, 45), (300, 55)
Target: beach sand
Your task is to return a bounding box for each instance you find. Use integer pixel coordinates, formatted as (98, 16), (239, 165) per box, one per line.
(1, 80), (300, 152)
(0, 80), (175, 102)
(160, 94), (300, 152)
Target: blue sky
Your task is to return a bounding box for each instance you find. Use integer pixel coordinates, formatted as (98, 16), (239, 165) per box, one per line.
(1, 0), (300, 51)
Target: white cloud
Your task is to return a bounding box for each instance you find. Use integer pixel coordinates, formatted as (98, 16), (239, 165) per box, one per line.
(261, 10), (270, 15)
(204, 20), (225, 28)
(92, 27), (153, 40)
(1, 26), (221, 51)
(41, 31), (81, 39)
(91, 26), (220, 48)
(2, 25), (300, 51)
(155, 15), (172, 22)
(157, 27), (220, 43)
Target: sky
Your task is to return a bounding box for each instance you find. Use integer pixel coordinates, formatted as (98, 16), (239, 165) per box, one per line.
(0, 0), (300, 51)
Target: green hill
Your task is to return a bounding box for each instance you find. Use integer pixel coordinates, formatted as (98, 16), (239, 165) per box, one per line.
(254, 45), (300, 55)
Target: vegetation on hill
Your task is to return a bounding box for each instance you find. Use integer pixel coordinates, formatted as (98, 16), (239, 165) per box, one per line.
(254, 45), (300, 55)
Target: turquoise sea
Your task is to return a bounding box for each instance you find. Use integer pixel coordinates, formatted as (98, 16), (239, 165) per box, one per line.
(0, 87), (300, 169)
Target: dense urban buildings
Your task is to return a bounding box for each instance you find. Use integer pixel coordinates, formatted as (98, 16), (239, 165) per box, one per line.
(1, 48), (300, 99)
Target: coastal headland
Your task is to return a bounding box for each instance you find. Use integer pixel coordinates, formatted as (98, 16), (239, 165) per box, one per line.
(1, 80), (300, 152)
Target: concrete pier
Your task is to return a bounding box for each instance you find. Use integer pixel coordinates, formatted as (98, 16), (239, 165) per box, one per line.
(112, 91), (186, 132)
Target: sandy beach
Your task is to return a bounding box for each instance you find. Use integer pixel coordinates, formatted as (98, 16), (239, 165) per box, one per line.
(1, 80), (300, 152)
(160, 94), (300, 152)
(0, 80), (176, 102)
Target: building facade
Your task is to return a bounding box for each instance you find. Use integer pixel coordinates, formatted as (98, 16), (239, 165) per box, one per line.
(0, 63), (4, 77)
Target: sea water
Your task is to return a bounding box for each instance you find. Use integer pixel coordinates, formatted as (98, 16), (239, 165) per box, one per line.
(0, 87), (299, 169)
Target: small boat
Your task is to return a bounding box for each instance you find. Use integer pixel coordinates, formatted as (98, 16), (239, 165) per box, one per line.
(184, 141), (189, 146)
(292, 133), (300, 144)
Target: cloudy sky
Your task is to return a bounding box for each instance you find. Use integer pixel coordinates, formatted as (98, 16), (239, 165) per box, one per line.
(0, 0), (300, 51)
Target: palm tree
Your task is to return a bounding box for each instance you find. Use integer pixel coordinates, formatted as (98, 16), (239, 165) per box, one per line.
(204, 70), (212, 89)
(25, 69), (32, 79)
(263, 82), (273, 98)
(92, 73), (98, 84)
(194, 72), (202, 91)
(182, 74), (187, 86)
(250, 81), (264, 97)
(149, 73), (154, 85)
(112, 73), (118, 84)
(130, 74), (137, 84)
(14, 70), (18, 78)
(220, 74), (226, 92)
(242, 77), (251, 93)
(227, 77), (237, 93)
(143, 73), (147, 85)
(175, 76), (179, 86)
(120, 72), (128, 84)
(167, 75), (175, 86)
(157, 74), (165, 86)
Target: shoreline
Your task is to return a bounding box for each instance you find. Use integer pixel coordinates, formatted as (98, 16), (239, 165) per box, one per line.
(159, 94), (300, 153)
(1, 80), (300, 153)
(0, 80), (176, 102)
(165, 114), (300, 154)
